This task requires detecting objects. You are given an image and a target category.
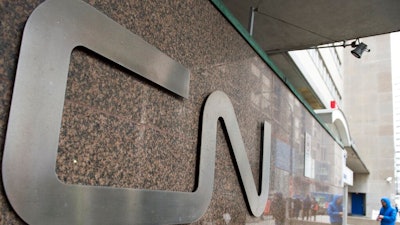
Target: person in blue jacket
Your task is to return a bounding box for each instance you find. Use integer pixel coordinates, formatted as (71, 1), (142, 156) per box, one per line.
(377, 197), (397, 225)
(327, 195), (343, 225)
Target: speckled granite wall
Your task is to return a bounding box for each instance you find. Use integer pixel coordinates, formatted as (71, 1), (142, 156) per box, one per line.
(0, 1), (343, 224)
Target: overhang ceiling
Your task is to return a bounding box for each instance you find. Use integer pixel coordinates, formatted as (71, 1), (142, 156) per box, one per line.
(221, 0), (400, 110)
(221, 0), (400, 53)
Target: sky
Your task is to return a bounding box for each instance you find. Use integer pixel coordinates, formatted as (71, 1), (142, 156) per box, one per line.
(391, 32), (400, 80)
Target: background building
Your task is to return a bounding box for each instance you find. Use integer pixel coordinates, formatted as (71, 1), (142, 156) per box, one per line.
(342, 34), (394, 217)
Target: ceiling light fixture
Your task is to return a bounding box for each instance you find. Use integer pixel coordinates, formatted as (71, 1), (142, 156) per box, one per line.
(350, 41), (370, 58)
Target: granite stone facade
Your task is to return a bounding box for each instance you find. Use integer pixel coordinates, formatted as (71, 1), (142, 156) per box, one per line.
(1, 0), (343, 224)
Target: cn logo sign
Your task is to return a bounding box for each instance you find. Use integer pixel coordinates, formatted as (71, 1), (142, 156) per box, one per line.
(2, 0), (271, 224)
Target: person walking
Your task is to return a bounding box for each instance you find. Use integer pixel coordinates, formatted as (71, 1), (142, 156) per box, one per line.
(302, 195), (311, 220)
(377, 197), (397, 225)
(270, 192), (286, 225)
(327, 195), (343, 225)
(293, 198), (302, 219)
(311, 197), (319, 221)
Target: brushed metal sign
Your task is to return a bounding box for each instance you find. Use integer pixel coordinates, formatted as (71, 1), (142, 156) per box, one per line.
(2, 0), (271, 224)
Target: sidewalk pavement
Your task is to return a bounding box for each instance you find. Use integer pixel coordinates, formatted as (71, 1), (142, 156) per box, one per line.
(246, 215), (331, 225)
(246, 215), (400, 225)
